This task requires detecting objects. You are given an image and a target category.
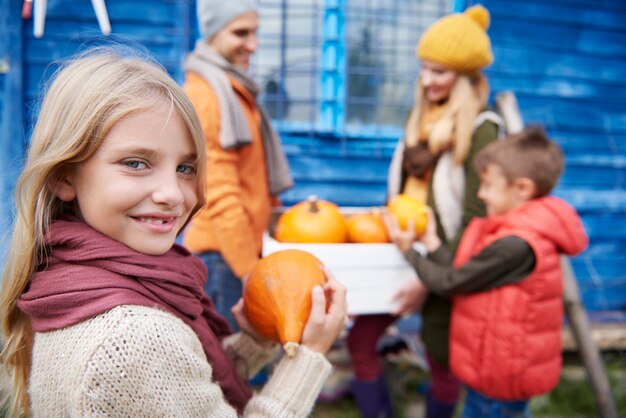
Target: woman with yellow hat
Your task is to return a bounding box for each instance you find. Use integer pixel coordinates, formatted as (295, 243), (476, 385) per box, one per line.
(346, 5), (505, 418)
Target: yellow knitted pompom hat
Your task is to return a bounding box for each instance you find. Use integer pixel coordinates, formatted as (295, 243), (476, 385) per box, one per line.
(417, 5), (493, 74)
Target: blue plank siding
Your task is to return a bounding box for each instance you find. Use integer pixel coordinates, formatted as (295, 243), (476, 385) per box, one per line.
(278, 131), (396, 206)
(492, 46), (626, 81)
(488, 16), (626, 58)
(481, 0), (626, 312)
(486, 0), (626, 31)
(20, 1), (193, 72)
(0, 0), (24, 266)
(546, 0), (626, 11)
(551, 132), (626, 156)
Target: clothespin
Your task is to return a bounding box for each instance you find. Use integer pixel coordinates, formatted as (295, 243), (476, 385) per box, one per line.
(33, 0), (46, 37)
(92, 0), (111, 35)
(32, 0), (111, 38)
(22, 0), (33, 19)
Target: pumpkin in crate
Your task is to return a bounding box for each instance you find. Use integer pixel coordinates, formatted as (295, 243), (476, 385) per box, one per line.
(346, 210), (390, 243)
(243, 249), (327, 357)
(387, 194), (429, 237)
(274, 195), (348, 243)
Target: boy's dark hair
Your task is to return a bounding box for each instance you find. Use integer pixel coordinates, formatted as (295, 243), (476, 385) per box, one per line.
(474, 126), (564, 198)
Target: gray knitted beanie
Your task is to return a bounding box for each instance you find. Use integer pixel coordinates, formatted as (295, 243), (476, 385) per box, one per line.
(197, 0), (259, 39)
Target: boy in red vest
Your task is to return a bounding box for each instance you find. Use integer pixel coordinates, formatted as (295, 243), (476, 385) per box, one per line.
(385, 127), (588, 418)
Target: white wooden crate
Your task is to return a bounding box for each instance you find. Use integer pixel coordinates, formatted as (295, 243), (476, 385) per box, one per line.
(262, 233), (421, 315)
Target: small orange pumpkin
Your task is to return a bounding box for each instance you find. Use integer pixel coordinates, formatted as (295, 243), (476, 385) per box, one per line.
(346, 211), (390, 243)
(243, 249), (327, 357)
(387, 194), (429, 237)
(275, 195), (348, 243)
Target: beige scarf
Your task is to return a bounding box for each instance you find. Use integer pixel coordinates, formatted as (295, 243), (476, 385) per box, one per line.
(184, 40), (293, 195)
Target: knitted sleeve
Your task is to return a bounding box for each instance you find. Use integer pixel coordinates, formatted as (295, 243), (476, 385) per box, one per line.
(71, 307), (331, 417)
(222, 332), (280, 379)
(76, 307), (238, 417)
(245, 346), (333, 417)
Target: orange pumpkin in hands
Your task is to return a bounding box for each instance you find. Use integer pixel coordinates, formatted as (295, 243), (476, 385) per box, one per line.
(275, 195), (348, 243)
(387, 194), (429, 237)
(346, 211), (390, 243)
(243, 249), (327, 357)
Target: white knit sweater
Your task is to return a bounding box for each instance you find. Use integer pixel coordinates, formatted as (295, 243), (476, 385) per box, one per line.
(29, 305), (332, 417)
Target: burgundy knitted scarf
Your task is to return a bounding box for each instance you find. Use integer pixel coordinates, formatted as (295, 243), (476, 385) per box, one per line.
(18, 217), (252, 412)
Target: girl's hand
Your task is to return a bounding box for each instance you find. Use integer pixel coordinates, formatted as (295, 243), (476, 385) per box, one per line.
(382, 212), (415, 253)
(301, 268), (348, 355)
(231, 298), (275, 348)
(391, 279), (429, 316)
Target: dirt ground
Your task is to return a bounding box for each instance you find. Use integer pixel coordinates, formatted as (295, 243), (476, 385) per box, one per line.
(307, 348), (626, 418)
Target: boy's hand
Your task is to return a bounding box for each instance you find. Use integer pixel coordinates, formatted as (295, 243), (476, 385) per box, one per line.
(391, 279), (429, 316)
(382, 211), (415, 253)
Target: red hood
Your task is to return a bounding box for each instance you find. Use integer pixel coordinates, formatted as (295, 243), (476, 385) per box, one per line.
(497, 196), (588, 256)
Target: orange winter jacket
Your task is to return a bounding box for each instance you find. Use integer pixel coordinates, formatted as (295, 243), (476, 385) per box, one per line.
(182, 71), (274, 278)
(450, 196), (588, 400)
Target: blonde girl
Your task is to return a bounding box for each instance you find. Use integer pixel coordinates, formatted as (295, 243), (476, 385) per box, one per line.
(1, 48), (346, 417)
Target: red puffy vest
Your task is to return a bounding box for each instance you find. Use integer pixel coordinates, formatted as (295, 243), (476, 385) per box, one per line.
(449, 197), (587, 400)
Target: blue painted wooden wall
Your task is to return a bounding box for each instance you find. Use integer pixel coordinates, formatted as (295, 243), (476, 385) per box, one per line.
(0, 0), (24, 267)
(480, 0), (626, 312)
(1, 0), (625, 313)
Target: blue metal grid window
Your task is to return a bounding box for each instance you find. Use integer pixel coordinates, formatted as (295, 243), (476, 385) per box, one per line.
(255, 0), (451, 139)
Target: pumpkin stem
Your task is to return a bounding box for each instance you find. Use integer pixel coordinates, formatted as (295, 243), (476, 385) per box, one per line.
(307, 194), (319, 213)
(283, 342), (300, 358)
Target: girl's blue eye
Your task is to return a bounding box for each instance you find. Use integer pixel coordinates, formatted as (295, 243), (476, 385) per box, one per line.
(124, 160), (147, 170)
(177, 163), (196, 176)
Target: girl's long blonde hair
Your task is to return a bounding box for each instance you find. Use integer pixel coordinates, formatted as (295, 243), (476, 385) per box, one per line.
(0, 48), (207, 416)
(404, 73), (490, 164)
